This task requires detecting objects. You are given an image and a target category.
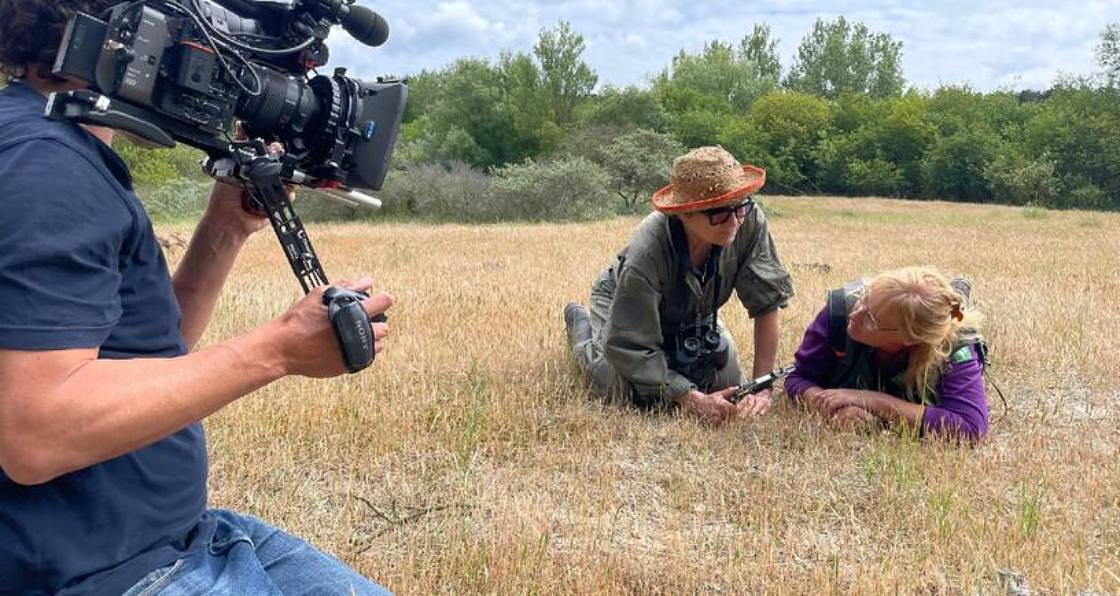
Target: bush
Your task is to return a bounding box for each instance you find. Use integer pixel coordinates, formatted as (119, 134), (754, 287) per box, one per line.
(379, 161), (497, 222)
(746, 91), (831, 190)
(920, 130), (1001, 201)
(137, 178), (210, 223)
(114, 139), (206, 187)
(490, 156), (613, 221)
(595, 129), (683, 213)
(983, 153), (1061, 206)
(845, 158), (907, 196)
(1063, 182), (1111, 210)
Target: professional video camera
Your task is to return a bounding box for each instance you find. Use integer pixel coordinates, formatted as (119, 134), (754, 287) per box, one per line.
(45, 0), (409, 373)
(49, 0), (405, 197)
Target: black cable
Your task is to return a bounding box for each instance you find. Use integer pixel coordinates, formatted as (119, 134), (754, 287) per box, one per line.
(986, 369), (1011, 425)
(188, 0), (317, 56)
(161, 0), (264, 96)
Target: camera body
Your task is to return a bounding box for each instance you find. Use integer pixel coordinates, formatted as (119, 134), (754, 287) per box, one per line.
(49, 0), (406, 192)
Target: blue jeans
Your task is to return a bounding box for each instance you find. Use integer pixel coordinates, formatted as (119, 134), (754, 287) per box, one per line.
(121, 509), (391, 595)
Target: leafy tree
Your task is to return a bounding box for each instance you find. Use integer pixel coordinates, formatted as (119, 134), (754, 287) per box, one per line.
(920, 129), (1002, 202)
(744, 91), (831, 190)
(814, 93), (933, 196)
(578, 85), (669, 132)
(591, 129), (685, 212)
(1097, 23), (1120, 86)
(654, 33), (779, 114)
(114, 138), (205, 188)
(400, 69), (446, 124)
(415, 58), (517, 168)
(1025, 82), (1120, 209)
(740, 23), (782, 82)
(668, 107), (730, 149)
(785, 17), (904, 98)
(924, 85), (1032, 141)
(499, 50), (553, 158)
(533, 21), (597, 126)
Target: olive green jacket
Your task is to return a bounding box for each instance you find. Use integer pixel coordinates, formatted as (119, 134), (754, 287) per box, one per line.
(595, 208), (794, 402)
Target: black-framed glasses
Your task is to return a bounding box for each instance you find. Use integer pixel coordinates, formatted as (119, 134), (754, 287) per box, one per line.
(702, 198), (755, 226)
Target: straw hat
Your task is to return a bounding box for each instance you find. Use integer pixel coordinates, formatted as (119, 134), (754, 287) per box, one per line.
(651, 146), (766, 214)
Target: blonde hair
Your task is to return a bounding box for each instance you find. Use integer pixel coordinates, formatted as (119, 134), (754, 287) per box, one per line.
(865, 266), (983, 402)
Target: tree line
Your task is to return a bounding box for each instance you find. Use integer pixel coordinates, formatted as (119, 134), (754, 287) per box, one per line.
(122, 18), (1120, 221)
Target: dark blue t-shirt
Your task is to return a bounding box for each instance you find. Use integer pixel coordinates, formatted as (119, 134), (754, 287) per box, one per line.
(0, 82), (211, 595)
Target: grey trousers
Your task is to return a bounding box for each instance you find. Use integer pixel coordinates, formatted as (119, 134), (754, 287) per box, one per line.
(570, 271), (744, 407)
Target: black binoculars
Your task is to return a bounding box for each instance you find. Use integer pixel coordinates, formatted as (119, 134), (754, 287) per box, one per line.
(668, 323), (730, 373)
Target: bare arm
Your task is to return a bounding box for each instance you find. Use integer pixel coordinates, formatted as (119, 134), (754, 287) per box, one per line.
(751, 308), (780, 378)
(0, 286), (391, 486)
(815, 388), (925, 428)
(173, 183), (266, 350)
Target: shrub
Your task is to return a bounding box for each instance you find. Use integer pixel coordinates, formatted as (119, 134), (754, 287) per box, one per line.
(114, 139), (206, 187)
(490, 156), (613, 221)
(379, 161), (497, 222)
(983, 153), (1061, 206)
(137, 178), (210, 223)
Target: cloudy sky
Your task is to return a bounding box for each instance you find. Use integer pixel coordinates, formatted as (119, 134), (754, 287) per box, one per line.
(325, 0), (1120, 93)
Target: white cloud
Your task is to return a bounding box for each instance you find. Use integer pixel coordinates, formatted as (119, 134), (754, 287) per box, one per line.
(320, 0), (1120, 91)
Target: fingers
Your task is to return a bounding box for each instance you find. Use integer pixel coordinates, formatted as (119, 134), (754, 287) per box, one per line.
(736, 393), (772, 417)
(714, 399), (738, 424)
(816, 390), (846, 416)
(372, 322), (389, 354)
(713, 386), (739, 402)
(361, 291), (394, 319)
(830, 406), (874, 431)
(336, 276), (374, 293)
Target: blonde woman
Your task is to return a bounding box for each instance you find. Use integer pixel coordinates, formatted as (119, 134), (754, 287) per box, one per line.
(785, 267), (989, 441)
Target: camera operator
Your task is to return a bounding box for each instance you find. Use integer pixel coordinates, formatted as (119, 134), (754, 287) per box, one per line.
(564, 147), (794, 425)
(0, 2), (392, 594)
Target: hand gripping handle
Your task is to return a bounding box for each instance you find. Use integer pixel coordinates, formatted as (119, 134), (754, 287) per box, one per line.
(322, 287), (383, 373)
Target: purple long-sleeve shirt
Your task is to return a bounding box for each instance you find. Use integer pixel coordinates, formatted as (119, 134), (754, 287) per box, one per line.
(785, 307), (989, 440)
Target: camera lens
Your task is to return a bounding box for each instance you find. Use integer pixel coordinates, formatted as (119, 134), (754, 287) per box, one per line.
(681, 336), (701, 357)
(704, 331), (721, 351)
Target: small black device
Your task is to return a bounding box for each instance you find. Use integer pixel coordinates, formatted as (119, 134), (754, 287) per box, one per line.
(322, 287), (375, 372)
(669, 321), (730, 373)
(730, 365), (796, 404)
(46, 0), (408, 373)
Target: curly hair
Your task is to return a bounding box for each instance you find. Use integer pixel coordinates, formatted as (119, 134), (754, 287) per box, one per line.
(0, 0), (118, 80)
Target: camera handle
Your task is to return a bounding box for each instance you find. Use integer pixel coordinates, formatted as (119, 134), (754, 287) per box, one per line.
(223, 142), (382, 373)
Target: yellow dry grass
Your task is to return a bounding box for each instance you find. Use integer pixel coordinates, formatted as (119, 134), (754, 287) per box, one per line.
(168, 196), (1120, 594)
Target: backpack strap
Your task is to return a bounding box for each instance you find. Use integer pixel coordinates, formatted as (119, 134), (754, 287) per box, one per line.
(826, 287), (848, 355)
(826, 281), (864, 355)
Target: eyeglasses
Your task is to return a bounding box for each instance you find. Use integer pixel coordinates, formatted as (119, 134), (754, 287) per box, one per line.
(701, 198), (755, 226)
(853, 292), (899, 332)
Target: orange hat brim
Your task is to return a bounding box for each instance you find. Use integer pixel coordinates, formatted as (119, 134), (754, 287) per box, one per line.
(651, 165), (767, 214)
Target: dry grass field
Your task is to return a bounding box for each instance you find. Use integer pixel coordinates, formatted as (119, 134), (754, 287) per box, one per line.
(167, 196), (1120, 594)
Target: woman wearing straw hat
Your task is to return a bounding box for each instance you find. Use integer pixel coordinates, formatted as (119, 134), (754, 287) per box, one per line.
(564, 146), (794, 425)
